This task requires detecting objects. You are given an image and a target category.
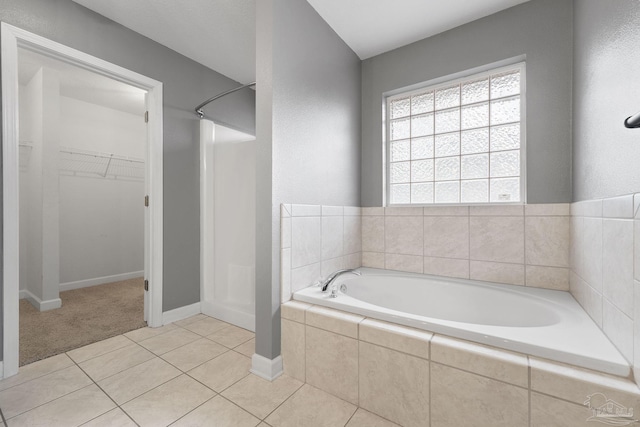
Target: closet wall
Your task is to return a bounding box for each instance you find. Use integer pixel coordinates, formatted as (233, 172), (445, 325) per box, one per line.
(19, 71), (145, 304)
(58, 96), (145, 289)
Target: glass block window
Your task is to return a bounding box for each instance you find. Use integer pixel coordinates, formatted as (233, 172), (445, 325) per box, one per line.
(387, 63), (525, 205)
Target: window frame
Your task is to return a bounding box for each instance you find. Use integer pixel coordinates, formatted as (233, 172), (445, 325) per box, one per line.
(384, 61), (527, 207)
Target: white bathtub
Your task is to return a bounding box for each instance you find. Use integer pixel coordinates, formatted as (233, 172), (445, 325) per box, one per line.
(294, 268), (630, 377)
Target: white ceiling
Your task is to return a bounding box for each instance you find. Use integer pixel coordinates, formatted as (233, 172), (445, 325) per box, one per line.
(72, 0), (530, 82)
(307, 0), (531, 59)
(72, 0), (256, 84)
(19, 48), (146, 115)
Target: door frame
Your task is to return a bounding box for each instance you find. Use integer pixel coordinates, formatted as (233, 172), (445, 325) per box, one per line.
(1, 23), (164, 378)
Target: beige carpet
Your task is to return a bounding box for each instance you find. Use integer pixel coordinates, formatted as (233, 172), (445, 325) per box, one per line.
(19, 277), (147, 366)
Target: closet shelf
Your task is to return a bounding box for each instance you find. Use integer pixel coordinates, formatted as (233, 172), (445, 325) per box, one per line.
(59, 146), (144, 179)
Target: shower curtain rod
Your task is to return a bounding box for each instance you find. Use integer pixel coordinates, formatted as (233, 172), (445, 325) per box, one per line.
(195, 82), (256, 118)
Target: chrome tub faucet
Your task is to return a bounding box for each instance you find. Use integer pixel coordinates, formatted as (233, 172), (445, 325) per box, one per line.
(320, 269), (361, 293)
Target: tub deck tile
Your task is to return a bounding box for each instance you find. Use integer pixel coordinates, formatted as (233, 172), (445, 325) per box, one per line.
(305, 306), (364, 339)
(359, 318), (431, 360)
(530, 357), (640, 408)
(431, 335), (528, 387)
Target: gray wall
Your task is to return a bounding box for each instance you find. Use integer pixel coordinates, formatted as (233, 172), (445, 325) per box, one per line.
(255, 0), (361, 359)
(573, 0), (640, 201)
(1, 0), (255, 320)
(361, 0), (573, 206)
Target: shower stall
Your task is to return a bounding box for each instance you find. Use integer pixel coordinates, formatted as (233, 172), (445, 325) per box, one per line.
(198, 84), (256, 331)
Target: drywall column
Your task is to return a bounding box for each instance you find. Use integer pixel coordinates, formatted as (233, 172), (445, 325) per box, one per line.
(254, 0), (279, 377)
(254, 0), (361, 379)
(21, 67), (61, 311)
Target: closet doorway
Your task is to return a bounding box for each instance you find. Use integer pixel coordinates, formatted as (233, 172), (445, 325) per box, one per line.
(1, 24), (164, 378)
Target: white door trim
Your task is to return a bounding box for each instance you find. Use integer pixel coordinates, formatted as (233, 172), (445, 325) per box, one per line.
(1, 23), (164, 379)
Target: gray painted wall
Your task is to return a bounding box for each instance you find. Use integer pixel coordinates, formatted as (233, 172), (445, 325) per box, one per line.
(255, 0), (361, 359)
(360, 0), (573, 206)
(573, 0), (640, 201)
(1, 0), (255, 325)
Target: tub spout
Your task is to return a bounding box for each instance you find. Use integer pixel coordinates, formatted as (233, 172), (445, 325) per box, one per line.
(320, 269), (361, 292)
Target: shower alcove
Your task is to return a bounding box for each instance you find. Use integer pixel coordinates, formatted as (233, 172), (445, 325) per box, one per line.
(200, 119), (256, 331)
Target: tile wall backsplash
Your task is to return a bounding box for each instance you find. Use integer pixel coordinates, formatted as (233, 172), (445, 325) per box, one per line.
(281, 197), (640, 384)
(362, 204), (570, 290)
(280, 204), (361, 303)
(570, 194), (639, 371)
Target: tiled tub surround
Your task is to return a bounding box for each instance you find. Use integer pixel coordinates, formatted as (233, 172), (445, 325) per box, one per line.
(282, 301), (640, 427)
(294, 268), (628, 376)
(361, 204), (571, 290)
(280, 204), (362, 303)
(570, 194), (640, 380)
(281, 203), (570, 302)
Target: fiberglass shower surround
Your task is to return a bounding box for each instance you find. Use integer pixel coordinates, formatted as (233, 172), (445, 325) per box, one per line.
(197, 83), (257, 331)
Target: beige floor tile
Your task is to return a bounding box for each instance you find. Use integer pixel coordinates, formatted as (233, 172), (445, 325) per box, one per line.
(124, 323), (178, 342)
(174, 314), (209, 327)
(265, 384), (356, 427)
(346, 409), (400, 427)
(98, 357), (181, 404)
(121, 374), (215, 427)
(182, 317), (230, 336)
(234, 338), (255, 357)
(80, 408), (137, 427)
(138, 327), (201, 355)
(0, 365), (92, 419)
(188, 351), (251, 392)
(162, 338), (228, 371)
(0, 354), (74, 391)
(8, 384), (115, 427)
(221, 374), (303, 419)
(172, 396), (260, 427)
(207, 325), (255, 348)
(67, 335), (133, 363)
(79, 343), (155, 381)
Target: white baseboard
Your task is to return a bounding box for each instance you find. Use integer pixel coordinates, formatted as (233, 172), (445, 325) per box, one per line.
(250, 354), (283, 381)
(21, 289), (62, 311)
(201, 301), (255, 332)
(162, 302), (201, 325)
(59, 270), (144, 292)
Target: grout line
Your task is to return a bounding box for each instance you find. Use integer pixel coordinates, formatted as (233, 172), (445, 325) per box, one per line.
(430, 360), (528, 390)
(528, 356), (532, 427)
(0, 365), (97, 421)
(72, 355), (141, 426)
(67, 335), (137, 365)
(259, 381), (306, 422)
(343, 407), (358, 426)
(0, 358), (75, 393)
(166, 395), (217, 426)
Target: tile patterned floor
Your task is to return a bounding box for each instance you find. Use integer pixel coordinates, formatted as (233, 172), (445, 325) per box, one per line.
(0, 314), (399, 427)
